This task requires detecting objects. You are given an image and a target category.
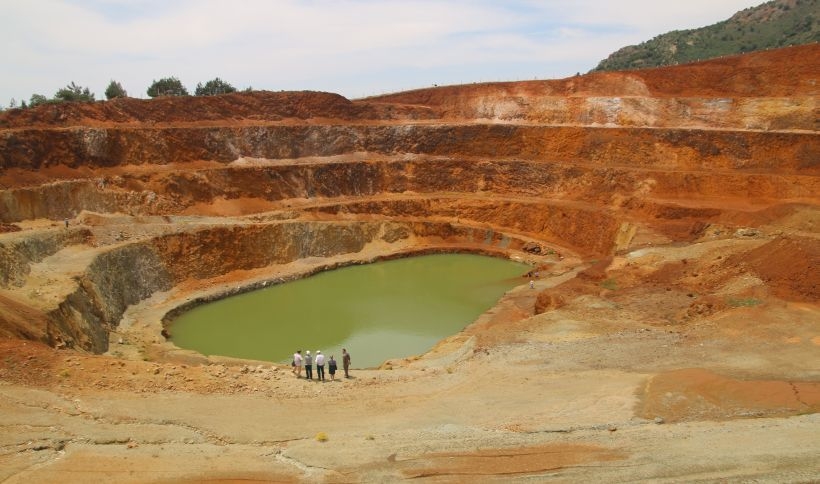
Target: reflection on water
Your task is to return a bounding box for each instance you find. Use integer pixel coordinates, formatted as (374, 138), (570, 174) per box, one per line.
(170, 253), (529, 367)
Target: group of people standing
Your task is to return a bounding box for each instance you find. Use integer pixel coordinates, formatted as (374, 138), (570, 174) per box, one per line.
(292, 348), (351, 381)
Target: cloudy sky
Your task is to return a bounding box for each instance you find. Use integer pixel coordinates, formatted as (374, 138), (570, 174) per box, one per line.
(2, 0), (764, 104)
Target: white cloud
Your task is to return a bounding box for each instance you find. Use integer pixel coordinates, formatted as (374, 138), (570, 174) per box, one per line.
(527, 0), (761, 31)
(0, 0), (764, 103)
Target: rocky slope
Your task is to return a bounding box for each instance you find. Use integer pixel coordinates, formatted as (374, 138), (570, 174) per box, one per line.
(0, 44), (817, 482)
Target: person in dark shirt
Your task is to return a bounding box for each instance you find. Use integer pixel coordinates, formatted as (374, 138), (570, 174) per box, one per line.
(342, 348), (351, 378)
(304, 350), (313, 380)
(328, 355), (338, 381)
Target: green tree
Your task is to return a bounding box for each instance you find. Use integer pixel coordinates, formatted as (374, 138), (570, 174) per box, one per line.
(54, 82), (95, 102)
(147, 77), (188, 97)
(194, 77), (237, 96)
(105, 80), (128, 99)
(29, 94), (49, 107)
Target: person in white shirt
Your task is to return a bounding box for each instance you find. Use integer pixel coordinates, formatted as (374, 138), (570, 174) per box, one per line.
(293, 350), (303, 378)
(315, 350), (326, 381)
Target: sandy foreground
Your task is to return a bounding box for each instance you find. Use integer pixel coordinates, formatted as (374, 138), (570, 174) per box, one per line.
(1, 238), (818, 483)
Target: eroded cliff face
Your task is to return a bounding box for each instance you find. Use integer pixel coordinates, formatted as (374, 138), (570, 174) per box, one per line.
(0, 227), (90, 287)
(0, 44), (817, 354)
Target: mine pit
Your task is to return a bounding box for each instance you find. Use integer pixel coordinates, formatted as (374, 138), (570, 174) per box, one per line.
(0, 44), (817, 482)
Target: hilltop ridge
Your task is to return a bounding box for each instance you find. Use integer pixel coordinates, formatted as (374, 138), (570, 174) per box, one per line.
(594, 0), (819, 72)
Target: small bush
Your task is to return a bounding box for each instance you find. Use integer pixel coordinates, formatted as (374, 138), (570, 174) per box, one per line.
(105, 80), (127, 100)
(54, 82), (95, 102)
(195, 77), (237, 96)
(315, 432), (328, 442)
(600, 278), (618, 290)
(147, 77), (188, 97)
(726, 297), (762, 307)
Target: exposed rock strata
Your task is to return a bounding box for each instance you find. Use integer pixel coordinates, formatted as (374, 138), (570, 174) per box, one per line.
(3, 124), (817, 173)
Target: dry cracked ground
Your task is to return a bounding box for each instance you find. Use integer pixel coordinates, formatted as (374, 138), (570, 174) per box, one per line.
(0, 44), (818, 482)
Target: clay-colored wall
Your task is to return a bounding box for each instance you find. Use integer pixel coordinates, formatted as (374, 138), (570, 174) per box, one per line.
(2, 159), (817, 224)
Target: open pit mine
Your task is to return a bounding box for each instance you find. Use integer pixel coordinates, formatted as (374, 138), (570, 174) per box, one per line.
(0, 44), (818, 482)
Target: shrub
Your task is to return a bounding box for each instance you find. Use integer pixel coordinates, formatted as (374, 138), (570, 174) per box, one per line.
(726, 297), (762, 307)
(105, 80), (128, 99)
(29, 94), (49, 107)
(195, 77), (236, 96)
(147, 77), (188, 97)
(600, 279), (618, 290)
(54, 82), (95, 102)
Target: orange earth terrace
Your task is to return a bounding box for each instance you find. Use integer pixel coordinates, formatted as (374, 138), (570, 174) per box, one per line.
(0, 44), (818, 482)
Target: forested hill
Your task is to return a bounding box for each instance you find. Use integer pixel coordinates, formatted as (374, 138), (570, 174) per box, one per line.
(593, 0), (819, 72)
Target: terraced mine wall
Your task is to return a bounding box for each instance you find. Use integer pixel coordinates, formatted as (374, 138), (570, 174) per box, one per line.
(2, 125), (817, 172)
(2, 159), (818, 228)
(1, 126), (817, 228)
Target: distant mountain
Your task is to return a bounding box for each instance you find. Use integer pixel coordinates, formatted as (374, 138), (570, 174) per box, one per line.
(593, 0), (819, 72)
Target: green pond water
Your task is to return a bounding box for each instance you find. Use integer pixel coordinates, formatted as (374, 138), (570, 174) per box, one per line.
(169, 253), (530, 368)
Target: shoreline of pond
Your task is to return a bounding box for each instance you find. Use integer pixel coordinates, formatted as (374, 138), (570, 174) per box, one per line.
(108, 242), (565, 368)
(162, 248), (538, 367)
(160, 246), (537, 333)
